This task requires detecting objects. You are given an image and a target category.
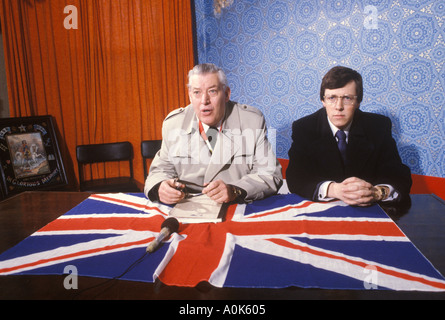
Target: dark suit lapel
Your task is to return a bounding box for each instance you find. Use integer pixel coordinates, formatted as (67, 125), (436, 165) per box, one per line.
(313, 109), (345, 174)
(347, 111), (375, 174)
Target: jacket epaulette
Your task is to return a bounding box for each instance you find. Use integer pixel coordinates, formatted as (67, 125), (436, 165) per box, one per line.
(164, 107), (185, 121)
(236, 103), (263, 116)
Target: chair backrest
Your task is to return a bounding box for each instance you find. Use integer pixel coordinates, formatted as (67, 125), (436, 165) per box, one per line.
(141, 140), (162, 179)
(76, 141), (134, 183)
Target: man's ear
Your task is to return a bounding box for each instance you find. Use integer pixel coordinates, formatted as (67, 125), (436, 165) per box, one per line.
(225, 87), (231, 102)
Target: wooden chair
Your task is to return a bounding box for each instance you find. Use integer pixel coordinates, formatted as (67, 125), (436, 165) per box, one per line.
(76, 141), (140, 193)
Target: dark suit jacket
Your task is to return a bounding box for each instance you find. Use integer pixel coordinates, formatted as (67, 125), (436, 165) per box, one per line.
(286, 108), (412, 203)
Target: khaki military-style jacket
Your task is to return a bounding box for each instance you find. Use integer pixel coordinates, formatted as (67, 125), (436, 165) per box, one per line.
(144, 101), (282, 202)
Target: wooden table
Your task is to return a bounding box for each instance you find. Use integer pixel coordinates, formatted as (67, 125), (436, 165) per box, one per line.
(0, 191), (444, 301)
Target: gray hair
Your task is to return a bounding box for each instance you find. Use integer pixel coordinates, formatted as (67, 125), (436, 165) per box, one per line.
(187, 63), (228, 89)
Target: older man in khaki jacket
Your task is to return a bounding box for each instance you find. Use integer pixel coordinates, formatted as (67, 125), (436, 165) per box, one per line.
(144, 63), (282, 204)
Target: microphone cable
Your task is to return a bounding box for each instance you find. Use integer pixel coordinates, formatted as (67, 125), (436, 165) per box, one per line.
(72, 249), (150, 300)
(71, 218), (179, 299)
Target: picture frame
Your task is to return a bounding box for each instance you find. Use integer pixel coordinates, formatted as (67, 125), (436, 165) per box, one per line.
(0, 115), (68, 198)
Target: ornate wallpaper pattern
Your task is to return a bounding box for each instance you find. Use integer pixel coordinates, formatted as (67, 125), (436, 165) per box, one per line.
(194, 0), (445, 177)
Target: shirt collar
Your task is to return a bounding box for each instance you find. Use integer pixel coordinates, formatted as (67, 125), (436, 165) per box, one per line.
(196, 116), (222, 132)
(326, 116), (352, 138)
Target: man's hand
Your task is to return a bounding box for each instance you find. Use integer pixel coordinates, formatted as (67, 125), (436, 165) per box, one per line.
(158, 179), (186, 204)
(202, 179), (236, 203)
(327, 177), (375, 206)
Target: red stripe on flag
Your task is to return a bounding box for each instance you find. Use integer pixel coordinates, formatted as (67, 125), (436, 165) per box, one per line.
(0, 237), (154, 274)
(158, 223), (227, 287)
(159, 205), (239, 287)
(39, 215), (166, 232)
(268, 238), (445, 290)
(90, 194), (167, 216)
(246, 201), (314, 219)
(227, 219), (405, 238)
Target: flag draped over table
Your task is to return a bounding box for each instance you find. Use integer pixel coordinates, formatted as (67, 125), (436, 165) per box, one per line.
(0, 193), (444, 291)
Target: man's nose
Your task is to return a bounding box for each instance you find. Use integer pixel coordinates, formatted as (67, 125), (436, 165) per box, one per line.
(201, 92), (210, 104)
(335, 98), (344, 110)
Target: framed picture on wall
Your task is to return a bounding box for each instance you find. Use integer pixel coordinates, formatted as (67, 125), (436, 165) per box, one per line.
(0, 115), (68, 199)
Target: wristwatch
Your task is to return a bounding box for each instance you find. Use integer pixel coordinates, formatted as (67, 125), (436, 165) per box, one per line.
(375, 186), (389, 201)
(380, 186), (387, 200)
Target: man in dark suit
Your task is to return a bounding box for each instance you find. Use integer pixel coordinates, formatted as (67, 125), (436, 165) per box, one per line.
(286, 66), (412, 206)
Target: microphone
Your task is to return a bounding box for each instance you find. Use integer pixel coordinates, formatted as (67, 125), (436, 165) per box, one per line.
(146, 217), (179, 253)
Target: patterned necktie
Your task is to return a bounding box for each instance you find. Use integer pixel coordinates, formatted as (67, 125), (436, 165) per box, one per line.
(206, 126), (218, 150)
(335, 129), (347, 164)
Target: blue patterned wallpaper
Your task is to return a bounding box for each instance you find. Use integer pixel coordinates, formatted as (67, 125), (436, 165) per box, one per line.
(194, 0), (445, 178)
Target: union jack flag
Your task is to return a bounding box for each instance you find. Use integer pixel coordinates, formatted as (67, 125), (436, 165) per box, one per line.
(0, 192), (444, 291)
